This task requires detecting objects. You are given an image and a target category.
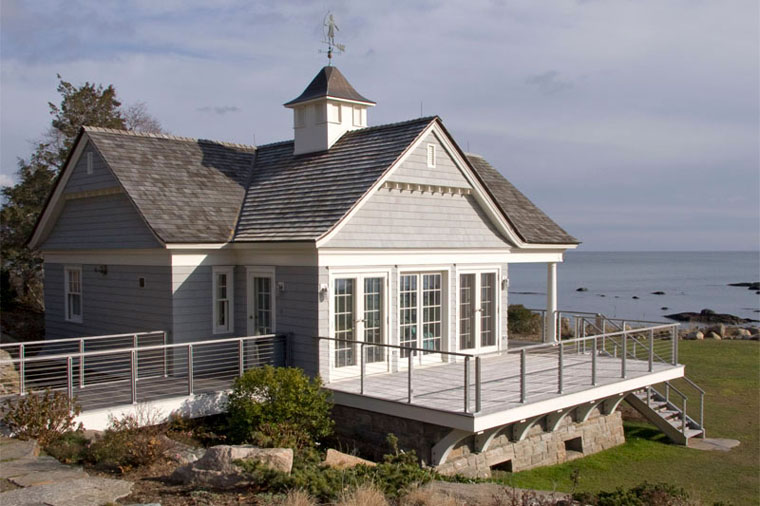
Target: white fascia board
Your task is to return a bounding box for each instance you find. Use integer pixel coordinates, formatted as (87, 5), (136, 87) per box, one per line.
(318, 248), (512, 268)
(43, 249), (171, 266)
(171, 242), (318, 267)
(506, 250), (566, 264)
(28, 138), (89, 250)
(284, 96), (376, 109)
(471, 365), (685, 432)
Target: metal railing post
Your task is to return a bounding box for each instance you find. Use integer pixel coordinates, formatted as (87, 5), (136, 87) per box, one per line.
(475, 357), (481, 413)
(130, 350), (137, 404)
(621, 331), (627, 378)
(464, 356), (470, 413)
(163, 331), (168, 377)
(632, 339), (637, 359)
(648, 329), (654, 372)
(682, 398), (687, 434)
(699, 392), (704, 433)
(360, 343), (365, 395)
(672, 325), (678, 365)
(558, 342), (564, 394)
(592, 337), (597, 386)
(540, 312), (545, 342)
(238, 339), (244, 377)
(187, 345), (194, 395)
(407, 351), (414, 404)
(133, 333), (138, 349)
(18, 344), (25, 395)
(665, 383), (670, 404)
(647, 386), (651, 408)
(66, 356), (73, 400)
(79, 339), (85, 388)
(520, 349), (527, 403)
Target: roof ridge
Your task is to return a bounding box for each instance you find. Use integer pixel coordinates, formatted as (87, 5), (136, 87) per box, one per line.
(82, 126), (257, 150)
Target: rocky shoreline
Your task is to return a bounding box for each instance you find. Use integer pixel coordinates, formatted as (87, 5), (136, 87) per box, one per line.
(678, 323), (759, 341)
(665, 308), (758, 325)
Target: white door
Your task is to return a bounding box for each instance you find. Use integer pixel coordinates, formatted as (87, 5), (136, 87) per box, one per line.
(459, 271), (498, 354)
(399, 272), (445, 365)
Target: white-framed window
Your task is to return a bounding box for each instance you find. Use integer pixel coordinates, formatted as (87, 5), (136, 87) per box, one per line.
(247, 268), (275, 336)
(352, 106), (365, 127)
(64, 266), (83, 323)
(328, 102), (342, 124)
(294, 107), (306, 128)
(86, 152), (93, 175)
(212, 266), (234, 334)
(427, 143), (436, 168)
(399, 272), (444, 357)
(458, 269), (499, 352)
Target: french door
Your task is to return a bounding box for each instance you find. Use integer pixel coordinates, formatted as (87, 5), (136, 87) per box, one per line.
(399, 272), (444, 363)
(333, 274), (388, 373)
(459, 271), (498, 353)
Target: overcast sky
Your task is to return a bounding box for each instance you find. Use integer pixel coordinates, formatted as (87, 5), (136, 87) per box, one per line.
(1, 0), (758, 251)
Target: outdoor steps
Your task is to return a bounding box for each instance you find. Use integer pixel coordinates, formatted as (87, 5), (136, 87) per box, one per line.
(625, 388), (705, 446)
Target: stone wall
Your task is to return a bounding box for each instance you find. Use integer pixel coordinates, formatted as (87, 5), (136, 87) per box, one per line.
(331, 404), (625, 478)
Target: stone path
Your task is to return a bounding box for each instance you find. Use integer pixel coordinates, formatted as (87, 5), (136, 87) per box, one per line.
(0, 437), (133, 506)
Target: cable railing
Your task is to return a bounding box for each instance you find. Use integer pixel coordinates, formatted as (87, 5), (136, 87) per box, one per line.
(0, 333), (287, 411)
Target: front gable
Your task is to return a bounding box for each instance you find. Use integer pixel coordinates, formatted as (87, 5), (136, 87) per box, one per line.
(322, 130), (510, 249)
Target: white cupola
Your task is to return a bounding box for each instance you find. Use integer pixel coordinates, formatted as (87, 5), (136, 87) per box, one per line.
(284, 66), (375, 155)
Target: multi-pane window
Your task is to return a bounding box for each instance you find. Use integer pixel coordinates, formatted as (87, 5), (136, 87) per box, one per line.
(334, 278), (355, 367)
(422, 274), (442, 353)
(213, 267), (234, 334)
(459, 274), (476, 349)
(399, 275), (418, 357)
(253, 277), (272, 335)
(64, 266), (82, 323)
(480, 273), (496, 347)
(363, 277), (384, 363)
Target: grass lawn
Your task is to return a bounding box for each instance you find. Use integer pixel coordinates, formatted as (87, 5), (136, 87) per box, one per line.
(494, 340), (759, 505)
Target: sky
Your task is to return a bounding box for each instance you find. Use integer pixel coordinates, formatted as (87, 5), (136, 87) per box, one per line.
(1, 0), (758, 251)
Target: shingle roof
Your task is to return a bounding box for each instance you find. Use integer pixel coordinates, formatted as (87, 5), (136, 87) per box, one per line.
(466, 154), (579, 245)
(84, 127), (256, 243)
(234, 117), (433, 241)
(284, 66), (375, 106)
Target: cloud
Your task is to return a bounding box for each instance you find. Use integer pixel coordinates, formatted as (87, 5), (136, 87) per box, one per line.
(196, 105), (241, 115)
(0, 173), (15, 188)
(525, 71), (574, 95)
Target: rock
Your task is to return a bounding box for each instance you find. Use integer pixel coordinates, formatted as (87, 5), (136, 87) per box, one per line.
(0, 476), (132, 506)
(170, 445), (293, 490)
(632, 296), (639, 300)
(0, 439), (39, 461)
(661, 307), (669, 311)
(322, 449), (376, 470)
(665, 311), (756, 325)
(707, 332), (721, 340)
(0, 349), (20, 395)
(684, 331), (704, 340)
(728, 282), (760, 290)
(161, 436), (206, 465)
(576, 287), (588, 292)
(651, 291), (666, 295)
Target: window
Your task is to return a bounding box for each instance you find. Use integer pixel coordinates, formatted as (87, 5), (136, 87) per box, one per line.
(332, 274), (387, 369)
(328, 103), (342, 124)
(253, 276), (273, 335)
(138, 277), (146, 288)
(294, 107), (306, 128)
(427, 143), (436, 168)
(459, 271), (498, 351)
(399, 272), (444, 357)
(334, 278), (355, 367)
(352, 106), (365, 127)
(212, 267), (234, 334)
(64, 266), (82, 323)
(86, 152), (93, 175)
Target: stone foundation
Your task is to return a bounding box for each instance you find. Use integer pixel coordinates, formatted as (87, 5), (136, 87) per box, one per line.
(332, 404), (625, 478)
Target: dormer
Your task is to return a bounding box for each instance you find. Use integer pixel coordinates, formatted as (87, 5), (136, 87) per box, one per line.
(284, 66), (375, 155)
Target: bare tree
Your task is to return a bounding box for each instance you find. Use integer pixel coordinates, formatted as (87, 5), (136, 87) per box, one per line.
(123, 102), (165, 133)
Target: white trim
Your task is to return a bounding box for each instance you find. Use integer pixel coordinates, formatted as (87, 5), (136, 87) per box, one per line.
(426, 143), (436, 168)
(212, 266), (234, 334)
(319, 249), (513, 268)
(396, 269), (448, 361)
(246, 266), (276, 336)
(64, 265), (83, 324)
(284, 96), (376, 109)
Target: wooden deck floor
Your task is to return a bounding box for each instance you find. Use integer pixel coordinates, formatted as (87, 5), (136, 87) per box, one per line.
(326, 351), (677, 416)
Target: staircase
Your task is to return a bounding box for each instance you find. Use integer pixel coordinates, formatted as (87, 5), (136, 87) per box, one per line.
(626, 380), (705, 445)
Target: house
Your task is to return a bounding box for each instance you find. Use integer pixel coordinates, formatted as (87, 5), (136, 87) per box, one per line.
(26, 66), (701, 477)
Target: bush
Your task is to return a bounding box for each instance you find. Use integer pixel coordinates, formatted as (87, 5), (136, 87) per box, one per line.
(508, 304), (541, 335)
(573, 482), (691, 506)
(86, 409), (170, 473)
(2, 388), (82, 446)
(166, 412), (226, 447)
(44, 430), (88, 464)
(226, 366), (333, 448)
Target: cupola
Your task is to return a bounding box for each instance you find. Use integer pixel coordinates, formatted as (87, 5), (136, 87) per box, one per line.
(284, 66), (375, 155)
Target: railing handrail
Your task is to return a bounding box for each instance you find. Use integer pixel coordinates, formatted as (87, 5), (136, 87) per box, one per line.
(528, 308), (671, 327)
(508, 323), (677, 354)
(681, 376), (706, 394)
(0, 333), (283, 365)
(315, 335), (475, 359)
(0, 330), (166, 349)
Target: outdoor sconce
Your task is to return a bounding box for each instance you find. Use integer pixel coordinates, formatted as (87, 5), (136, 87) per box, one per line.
(95, 265), (108, 276)
(319, 283), (328, 302)
(501, 276), (509, 290)
(277, 281), (286, 293)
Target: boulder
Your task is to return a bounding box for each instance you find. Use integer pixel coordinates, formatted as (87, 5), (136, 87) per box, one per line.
(684, 331), (704, 340)
(0, 349), (20, 395)
(707, 332), (721, 340)
(322, 449), (376, 470)
(651, 291), (666, 295)
(170, 445), (293, 489)
(575, 287), (588, 292)
(161, 436), (206, 465)
(706, 324), (726, 338)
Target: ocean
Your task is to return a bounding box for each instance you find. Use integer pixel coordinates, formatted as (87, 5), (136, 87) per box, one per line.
(508, 251), (760, 324)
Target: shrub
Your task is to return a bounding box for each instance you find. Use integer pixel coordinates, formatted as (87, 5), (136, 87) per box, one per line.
(278, 489), (318, 506)
(44, 430), (88, 464)
(573, 481), (691, 506)
(508, 305), (541, 335)
(337, 483), (389, 506)
(86, 409), (170, 473)
(2, 388), (82, 446)
(166, 412), (226, 447)
(226, 366), (333, 448)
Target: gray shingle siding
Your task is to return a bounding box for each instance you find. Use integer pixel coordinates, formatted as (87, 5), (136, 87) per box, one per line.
(44, 263), (171, 340)
(42, 194), (159, 250)
(65, 142), (120, 193)
(275, 266), (320, 376)
(390, 132), (470, 188)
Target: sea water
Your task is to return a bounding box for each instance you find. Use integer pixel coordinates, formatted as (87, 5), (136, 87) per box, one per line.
(508, 251), (760, 324)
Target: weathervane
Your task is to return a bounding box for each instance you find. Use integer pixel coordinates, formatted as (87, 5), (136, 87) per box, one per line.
(320, 12), (345, 65)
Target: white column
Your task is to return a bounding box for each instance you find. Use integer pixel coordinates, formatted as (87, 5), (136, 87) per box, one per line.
(546, 262), (558, 343)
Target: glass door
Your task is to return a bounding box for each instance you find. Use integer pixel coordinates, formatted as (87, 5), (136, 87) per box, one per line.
(399, 272), (445, 364)
(459, 271), (499, 353)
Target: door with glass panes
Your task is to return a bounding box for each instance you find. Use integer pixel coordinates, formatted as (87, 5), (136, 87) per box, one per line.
(398, 272), (445, 363)
(459, 271), (498, 353)
(332, 274), (388, 374)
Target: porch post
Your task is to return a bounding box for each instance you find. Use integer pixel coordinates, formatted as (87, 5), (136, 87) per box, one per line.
(545, 262), (558, 343)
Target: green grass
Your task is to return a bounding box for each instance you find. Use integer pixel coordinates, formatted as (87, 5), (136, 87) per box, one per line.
(493, 341), (760, 505)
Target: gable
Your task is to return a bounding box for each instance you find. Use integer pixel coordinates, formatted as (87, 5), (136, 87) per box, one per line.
(389, 132), (471, 188)
(41, 193), (160, 250)
(64, 141), (119, 194)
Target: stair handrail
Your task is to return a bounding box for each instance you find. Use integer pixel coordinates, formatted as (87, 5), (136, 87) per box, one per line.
(680, 376), (706, 436)
(658, 382), (689, 435)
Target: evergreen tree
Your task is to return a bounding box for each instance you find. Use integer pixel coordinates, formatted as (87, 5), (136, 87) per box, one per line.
(0, 76), (161, 310)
